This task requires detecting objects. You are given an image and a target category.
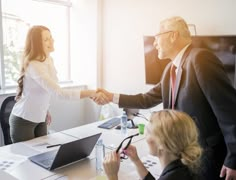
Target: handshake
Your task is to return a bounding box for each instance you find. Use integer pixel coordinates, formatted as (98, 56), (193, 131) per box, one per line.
(90, 88), (113, 105)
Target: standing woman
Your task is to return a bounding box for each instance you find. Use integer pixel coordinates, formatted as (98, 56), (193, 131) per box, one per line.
(9, 25), (101, 143)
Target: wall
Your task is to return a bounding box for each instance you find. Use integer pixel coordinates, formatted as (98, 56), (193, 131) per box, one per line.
(48, 86), (101, 132)
(101, 0), (236, 97)
(70, 0), (102, 89)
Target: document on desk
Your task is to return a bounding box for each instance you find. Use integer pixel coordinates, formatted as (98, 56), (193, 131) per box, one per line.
(22, 132), (77, 153)
(24, 142), (51, 152)
(0, 151), (27, 173)
(43, 174), (68, 180)
(141, 154), (162, 179)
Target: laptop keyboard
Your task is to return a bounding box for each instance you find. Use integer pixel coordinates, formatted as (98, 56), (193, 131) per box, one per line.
(98, 117), (120, 129)
(39, 158), (54, 167)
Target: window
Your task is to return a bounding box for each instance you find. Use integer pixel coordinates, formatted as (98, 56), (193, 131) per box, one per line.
(0, 0), (72, 89)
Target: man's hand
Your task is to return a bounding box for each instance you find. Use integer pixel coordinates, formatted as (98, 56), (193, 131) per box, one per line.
(92, 88), (113, 105)
(220, 165), (236, 180)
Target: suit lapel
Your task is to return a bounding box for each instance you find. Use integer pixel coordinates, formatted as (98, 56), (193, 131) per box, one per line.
(173, 45), (193, 106)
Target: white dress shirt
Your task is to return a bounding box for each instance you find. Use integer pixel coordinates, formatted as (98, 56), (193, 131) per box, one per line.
(172, 44), (191, 74)
(12, 56), (82, 123)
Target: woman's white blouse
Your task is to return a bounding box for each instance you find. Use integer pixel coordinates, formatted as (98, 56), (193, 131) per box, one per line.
(12, 57), (81, 123)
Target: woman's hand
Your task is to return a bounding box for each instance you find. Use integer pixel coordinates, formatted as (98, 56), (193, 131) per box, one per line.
(125, 145), (149, 179)
(103, 151), (120, 180)
(92, 90), (110, 105)
(46, 111), (52, 125)
(124, 145), (140, 163)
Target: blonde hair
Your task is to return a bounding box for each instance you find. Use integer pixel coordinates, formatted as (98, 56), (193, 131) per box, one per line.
(160, 16), (191, 39)
(15, 25), (50, 101)
(150, 109), (202, 172)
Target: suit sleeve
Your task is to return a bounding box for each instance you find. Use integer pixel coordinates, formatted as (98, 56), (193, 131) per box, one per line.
(194, 50), (236, 169)
(118, 82), (163, 109)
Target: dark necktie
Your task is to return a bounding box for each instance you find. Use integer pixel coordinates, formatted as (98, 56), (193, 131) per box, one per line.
(170, 64), (177, 109)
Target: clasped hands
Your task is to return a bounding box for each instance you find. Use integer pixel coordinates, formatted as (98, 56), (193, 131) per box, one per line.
(91, 88), (113, 105)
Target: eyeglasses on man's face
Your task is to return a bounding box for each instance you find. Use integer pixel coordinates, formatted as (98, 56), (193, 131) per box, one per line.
(154, 31), (173, 40)
(116, 133), (139, 160)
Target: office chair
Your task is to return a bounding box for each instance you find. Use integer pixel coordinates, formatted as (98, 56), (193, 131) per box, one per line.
(0, 96), (16, 145)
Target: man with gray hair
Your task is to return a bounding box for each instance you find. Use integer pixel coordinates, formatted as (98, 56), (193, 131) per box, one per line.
(94, 16), (236, 180)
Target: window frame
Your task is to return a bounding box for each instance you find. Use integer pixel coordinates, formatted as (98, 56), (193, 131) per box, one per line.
(0, 0), (72, 90)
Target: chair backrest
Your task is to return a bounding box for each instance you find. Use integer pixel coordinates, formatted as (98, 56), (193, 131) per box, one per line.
(0, 96), (16, 145)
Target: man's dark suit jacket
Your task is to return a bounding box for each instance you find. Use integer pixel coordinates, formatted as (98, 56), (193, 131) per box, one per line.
(118, 46), (236, 179)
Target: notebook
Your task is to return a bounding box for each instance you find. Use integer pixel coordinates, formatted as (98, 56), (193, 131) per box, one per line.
(29, 133), (102, 170)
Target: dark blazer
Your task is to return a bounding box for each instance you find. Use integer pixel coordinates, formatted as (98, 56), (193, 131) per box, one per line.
(119, 46), (236, 179)
(144, 159), (197, 180)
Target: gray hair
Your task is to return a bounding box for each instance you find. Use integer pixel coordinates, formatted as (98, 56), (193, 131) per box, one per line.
(160, 16), (191, 39)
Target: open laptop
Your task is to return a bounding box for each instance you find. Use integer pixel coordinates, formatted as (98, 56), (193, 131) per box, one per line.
(29, 133), (101, 170)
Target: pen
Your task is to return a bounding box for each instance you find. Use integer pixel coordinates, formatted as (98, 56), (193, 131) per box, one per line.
(46, 144), (62, 148)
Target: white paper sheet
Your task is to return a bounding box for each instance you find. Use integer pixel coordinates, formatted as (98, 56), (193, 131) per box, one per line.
(0, 151), (27, 172)
(141, 154), (162, 179)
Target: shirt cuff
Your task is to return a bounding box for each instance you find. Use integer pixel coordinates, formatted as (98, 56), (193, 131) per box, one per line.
(113, 93), (120, 104)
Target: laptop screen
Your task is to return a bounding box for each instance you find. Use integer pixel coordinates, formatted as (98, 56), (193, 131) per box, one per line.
(29, 133), (102, 170)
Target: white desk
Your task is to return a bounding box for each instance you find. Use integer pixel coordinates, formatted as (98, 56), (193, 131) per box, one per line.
(0, 118), (161, 180)
(0, 132), (77, 180)
(61, 120), (145, 149)
(44, 134), (149, 180)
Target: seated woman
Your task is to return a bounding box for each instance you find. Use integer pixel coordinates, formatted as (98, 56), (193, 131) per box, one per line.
(103, 109), (202, 180)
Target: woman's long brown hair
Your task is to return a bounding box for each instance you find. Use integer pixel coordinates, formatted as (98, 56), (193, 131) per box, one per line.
(15, 25), (50, 101)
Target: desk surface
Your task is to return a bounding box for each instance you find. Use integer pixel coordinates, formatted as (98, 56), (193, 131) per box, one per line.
(61, 120), (145, 149)
(0, 117), (162, 180)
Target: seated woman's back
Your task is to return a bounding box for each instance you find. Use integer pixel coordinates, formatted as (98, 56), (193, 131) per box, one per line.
(158, 159), (199, 180)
